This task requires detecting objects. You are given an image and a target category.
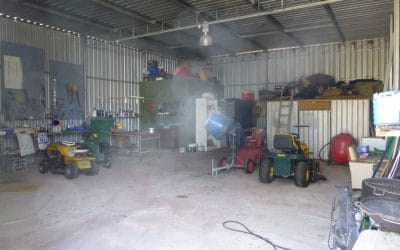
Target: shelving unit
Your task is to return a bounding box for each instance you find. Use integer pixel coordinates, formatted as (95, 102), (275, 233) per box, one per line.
(47, 130), (88, 143)
(94, 96), (143, 131)
(95, 96), (159, 159)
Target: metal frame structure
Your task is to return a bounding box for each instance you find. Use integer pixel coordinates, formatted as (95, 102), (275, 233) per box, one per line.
(116, 0), (344, 42)
(0, 0), (394, 57)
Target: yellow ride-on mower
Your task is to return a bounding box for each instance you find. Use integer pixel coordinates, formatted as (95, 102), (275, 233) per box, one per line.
(259, 133), (325, 187)
(39, 141), (97, 179)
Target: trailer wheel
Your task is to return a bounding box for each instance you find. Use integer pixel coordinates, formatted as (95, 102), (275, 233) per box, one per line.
(39, 160), (48, 174)
(243, 159), (255, 174)
(104, 159), (112, 169)
(64, 165), (79, 179)
(259, 159), (274, 183)
(295, 162), (310, 187)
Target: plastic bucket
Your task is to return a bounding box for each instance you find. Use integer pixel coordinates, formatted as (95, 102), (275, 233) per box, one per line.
(204, 113), (233, 140)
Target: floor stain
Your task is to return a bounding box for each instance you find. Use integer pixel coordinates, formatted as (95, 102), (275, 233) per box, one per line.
(176, 195), (188, 199)
(0, 184), (40, 193)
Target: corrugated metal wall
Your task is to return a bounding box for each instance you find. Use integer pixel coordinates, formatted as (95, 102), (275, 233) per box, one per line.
(331, 99), (371, 140)
(259, 99), (370, 160)
(192, 37), (388, 98)
(0, 18), (176, 139)
(192, 38), (383, 160)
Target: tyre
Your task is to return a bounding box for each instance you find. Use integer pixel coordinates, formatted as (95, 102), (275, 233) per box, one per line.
(39, 160), (48, 174)
(294, 161), (310, 187)
(259, 159), (274, 183)
(64, 165), (79, 179)
(243, 159), (255, 174)
(104, 159), (112, 169)
(87, 162), (99, 176)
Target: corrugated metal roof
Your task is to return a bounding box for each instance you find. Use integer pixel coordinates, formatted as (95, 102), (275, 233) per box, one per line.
(0, 0), (394, 58)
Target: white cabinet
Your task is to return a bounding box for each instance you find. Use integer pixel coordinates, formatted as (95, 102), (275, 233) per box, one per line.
(195, 98), (226, 151)
(349, 161), (375, 189)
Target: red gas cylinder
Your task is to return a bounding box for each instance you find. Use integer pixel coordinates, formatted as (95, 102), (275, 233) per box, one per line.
(330, 133), (356, 164)
(242, 91), (255, 101)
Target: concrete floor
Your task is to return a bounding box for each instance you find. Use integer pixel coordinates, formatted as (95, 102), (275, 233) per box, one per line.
(0, 150), (351, 250)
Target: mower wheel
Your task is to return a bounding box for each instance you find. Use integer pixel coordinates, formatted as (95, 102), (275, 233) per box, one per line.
(39, 160), (48, 174)
(294, 162), (310, 188)
(259, 159), (274, 183)
(243, 159), (255, 174)
(64, 165), (79, 179)
(87, 163), (99, 176)
(311, 160), (320, 182)
(218, 157), (228, 167)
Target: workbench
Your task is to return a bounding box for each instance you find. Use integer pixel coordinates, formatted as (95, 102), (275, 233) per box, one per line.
(109, 130), (160, 160)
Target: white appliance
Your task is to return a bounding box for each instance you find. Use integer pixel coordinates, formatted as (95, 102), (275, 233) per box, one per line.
(195, 97), (227, 151)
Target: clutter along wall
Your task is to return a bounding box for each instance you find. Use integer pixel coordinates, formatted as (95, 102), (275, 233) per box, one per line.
(0, 17), (176, 134)
(261, 99), (370, 160)
(192, 37), (388, 98)
(192, 38), (383, 159)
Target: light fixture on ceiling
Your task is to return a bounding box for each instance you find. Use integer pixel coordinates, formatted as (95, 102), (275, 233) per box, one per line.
(199, 23), (212, 46)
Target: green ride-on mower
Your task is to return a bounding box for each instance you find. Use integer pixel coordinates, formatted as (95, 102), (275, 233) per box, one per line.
(39, 141), (98, 179)
(259, 133), (324, 187)
(82, 118), (115, 169)
(82, 133), (112, 169)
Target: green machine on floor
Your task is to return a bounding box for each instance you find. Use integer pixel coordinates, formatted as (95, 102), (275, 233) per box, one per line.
(259, 133), (324, 187)
(83, 118), (115, 168)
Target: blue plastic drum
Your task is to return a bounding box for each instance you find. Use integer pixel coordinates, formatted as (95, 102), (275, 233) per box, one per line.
(204, 113), (234, 140)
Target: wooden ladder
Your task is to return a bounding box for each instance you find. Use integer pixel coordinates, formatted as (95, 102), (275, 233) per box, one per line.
(277, 88), (294, 133)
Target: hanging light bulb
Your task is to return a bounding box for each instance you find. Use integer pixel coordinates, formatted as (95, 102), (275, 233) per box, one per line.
(199, 23), (212, 46)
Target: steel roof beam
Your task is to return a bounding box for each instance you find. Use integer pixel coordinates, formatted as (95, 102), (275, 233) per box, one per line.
(87, 0), (157, 27)
(243, 0), (303, 46)
(165, 0), (198, 13)
(324, 4), (345, 43)
(88, 0), (233, 55)
(117, 0), (344, 42)
(165, 0), (268, 50)
(19, 1), (115, 32)
(4, 0), (175, 52)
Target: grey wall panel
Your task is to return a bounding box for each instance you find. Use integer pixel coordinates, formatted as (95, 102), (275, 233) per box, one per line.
(0, 18), (176, 141)
(0, 18), (84, 135)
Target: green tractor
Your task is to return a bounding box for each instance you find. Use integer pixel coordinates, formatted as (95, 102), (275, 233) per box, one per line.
(259, 133), (322, 187)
